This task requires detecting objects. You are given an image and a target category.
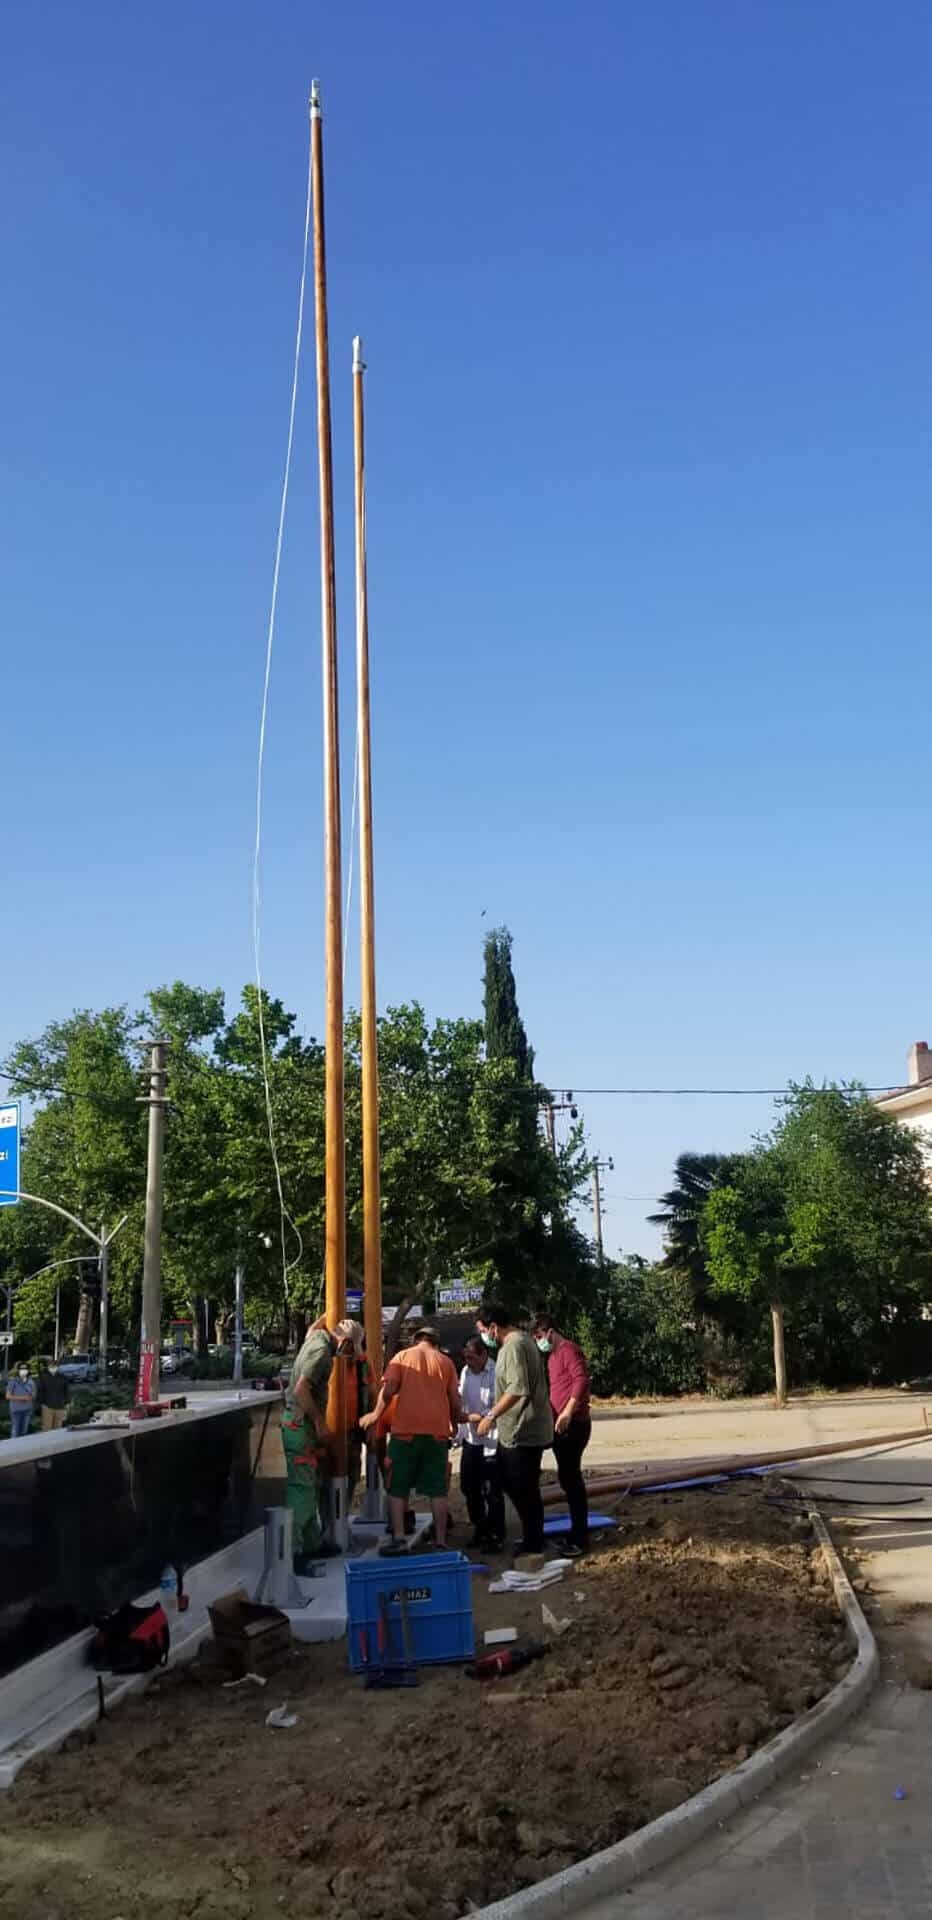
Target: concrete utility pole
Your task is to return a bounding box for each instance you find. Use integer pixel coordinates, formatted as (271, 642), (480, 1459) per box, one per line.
(138, 1039), (168, 1403)
(233, 1237), (245, 1384)
(591, 1156), (614, 1264)
(99, 1227), (109, 1383)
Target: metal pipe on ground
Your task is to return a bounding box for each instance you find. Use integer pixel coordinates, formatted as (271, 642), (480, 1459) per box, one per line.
(540, 1420), (932, 1506)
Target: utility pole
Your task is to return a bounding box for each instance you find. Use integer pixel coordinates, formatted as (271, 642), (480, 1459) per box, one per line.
(233, 1234), (245, 1384)
(311, 80), (348, 1543)
(98, 1229), (109, 1383)
(540, 1091), (579, 1154)
(138, 1039), (168, 1404)
(590, 1156), (614, 1265)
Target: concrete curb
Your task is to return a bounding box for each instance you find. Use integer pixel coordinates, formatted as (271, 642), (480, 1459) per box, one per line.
(472, 1504), (877, 1920)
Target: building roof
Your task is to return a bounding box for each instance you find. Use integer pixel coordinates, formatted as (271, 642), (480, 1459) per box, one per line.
(874, 1080), (932, 1111)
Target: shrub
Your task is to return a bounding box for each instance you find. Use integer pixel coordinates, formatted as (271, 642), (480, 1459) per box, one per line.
(576, 1258), (705, 1398)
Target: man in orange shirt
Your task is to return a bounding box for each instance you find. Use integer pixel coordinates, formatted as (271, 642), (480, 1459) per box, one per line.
(361, 1326), (462, 1556)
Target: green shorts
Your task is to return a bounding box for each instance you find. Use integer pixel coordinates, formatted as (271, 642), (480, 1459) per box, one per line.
(388, 1433), (449, 1499)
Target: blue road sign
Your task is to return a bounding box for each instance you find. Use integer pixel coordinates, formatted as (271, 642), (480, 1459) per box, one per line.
(0, 1102), (20, 1206)
(346, 1288), (363, 1314)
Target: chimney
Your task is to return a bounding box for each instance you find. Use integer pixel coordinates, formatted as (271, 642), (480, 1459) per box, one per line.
(908, 1042), (932, 1086)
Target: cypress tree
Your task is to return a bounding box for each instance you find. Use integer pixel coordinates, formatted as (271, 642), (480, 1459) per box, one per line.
(483, 927), (533, 1079)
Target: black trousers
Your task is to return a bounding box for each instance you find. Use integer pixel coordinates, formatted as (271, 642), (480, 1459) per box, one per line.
(498, 1443), (545, 1552)
(459, 1443), (506, 1543)
(552, 1417), (591, 1547)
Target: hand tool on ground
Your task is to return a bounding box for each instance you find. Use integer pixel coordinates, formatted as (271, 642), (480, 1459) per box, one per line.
(465, 1639), (549, 1681)
(364, 1591), (419, 1690)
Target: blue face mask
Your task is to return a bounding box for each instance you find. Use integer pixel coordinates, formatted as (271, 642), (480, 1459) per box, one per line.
(535, 1338), (553, 1355)
(479, 1331), (498, 1352)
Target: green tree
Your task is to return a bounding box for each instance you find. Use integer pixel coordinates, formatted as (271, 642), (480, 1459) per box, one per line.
(703, 1150), (792, 1403)
(0, 953), (596, 1365)
(0, 1008), (145, 1351)
(483, 926), (533, 1078)
(343, 1004), (591, 1346)
(577, 1256), (704, 1398)
(703, 1084), (932, 1403)
(648, 1150), (742, 1321)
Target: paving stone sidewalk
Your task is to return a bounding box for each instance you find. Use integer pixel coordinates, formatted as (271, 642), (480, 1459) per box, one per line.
(582, 1431), (932, 1920)
(581, 1679), (932, 1918)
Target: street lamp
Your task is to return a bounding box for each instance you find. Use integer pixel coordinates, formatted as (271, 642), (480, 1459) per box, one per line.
(0, 1190), (127, 1381)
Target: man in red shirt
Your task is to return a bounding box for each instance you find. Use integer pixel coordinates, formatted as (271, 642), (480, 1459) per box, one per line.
(531, 1314), (592, 1557)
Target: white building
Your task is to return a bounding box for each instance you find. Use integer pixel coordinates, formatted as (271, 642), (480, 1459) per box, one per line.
(874, 1041), (932, 1151)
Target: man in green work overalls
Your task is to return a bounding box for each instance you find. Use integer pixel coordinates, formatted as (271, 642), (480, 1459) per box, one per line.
(281, 1317), (363, 1569)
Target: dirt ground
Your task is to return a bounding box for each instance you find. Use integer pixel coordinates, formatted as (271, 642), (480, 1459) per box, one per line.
(0, 1484), (848, 1920)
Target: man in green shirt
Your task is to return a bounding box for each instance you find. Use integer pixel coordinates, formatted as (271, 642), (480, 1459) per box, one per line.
(281, 1316), (363, 1568)
(475, 1301), (553, 1554)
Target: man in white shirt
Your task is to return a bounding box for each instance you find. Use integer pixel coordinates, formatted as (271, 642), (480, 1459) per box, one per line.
(457, 1337), (505, 1551)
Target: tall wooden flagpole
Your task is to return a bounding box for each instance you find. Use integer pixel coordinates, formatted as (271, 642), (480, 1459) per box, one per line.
(353, 337), (383, 1394)
(311, 79), (347, 1513)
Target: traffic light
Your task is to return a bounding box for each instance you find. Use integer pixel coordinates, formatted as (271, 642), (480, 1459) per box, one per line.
(80, 1256), (102, 1299)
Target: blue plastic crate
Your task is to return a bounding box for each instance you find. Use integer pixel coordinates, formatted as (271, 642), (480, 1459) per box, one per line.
(345, 1551), (474, 1671)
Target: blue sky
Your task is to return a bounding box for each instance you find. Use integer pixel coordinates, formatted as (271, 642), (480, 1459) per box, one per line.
(3, 1), (932, 1256)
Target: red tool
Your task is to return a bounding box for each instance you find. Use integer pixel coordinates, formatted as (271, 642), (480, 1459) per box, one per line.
(465, 1640), (549, 1681)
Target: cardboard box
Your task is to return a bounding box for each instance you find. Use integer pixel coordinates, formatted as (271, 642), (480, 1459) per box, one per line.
(207, 1588), (292, 1677)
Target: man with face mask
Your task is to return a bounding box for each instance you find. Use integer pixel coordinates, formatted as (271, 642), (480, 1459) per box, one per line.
(474, 1303), (553, 1556)
(531, 1314), (592, 1557)
(458, 1336), (505, 1551)
(281, 1316), (363, 1570)
(36, 1358), (69, 1432)
(6, 1363), (36, 1440)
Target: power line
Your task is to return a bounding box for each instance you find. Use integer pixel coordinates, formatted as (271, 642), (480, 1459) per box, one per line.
(0, 1064), (900, 1104)
(542, 1085), (896, 1097)
(0, 1069), (142, 1114)
(601, 1194), (663, 1202)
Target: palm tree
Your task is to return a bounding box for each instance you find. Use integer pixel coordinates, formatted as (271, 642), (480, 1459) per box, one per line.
(649, 1152), (738, 1313)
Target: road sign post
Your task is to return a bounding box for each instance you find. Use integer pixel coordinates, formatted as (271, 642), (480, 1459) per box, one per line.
(0, 1103), (20, 1207)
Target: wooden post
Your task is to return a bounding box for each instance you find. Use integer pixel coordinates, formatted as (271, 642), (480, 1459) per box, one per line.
(353, 336), (383, 1390)
(311, 80), (347, 1482)
(771, 1301), (787, 1408)
(591, 1161), (604, 1264)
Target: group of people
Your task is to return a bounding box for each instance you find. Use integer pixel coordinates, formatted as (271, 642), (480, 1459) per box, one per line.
(5, 1359), (69, 1439)
(282, 1301), (592, 1566)
(461, 1303), (592, 1559)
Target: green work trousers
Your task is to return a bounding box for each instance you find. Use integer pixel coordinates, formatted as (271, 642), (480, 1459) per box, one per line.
(281, 1415), (325, 1556)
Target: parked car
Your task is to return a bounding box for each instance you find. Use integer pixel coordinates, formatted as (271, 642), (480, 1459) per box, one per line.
(56, 1353), (99, 1384)
(160, 1347), (194, 1377)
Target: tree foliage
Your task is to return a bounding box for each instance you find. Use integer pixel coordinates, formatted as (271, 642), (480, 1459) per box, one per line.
(703, 1084), (932, 1395)
(483, 927), (533, 1080)
(577, 1257), (704, 1398)
(648, 1149), (747, 1330)
(0, 959), (594, 1355)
